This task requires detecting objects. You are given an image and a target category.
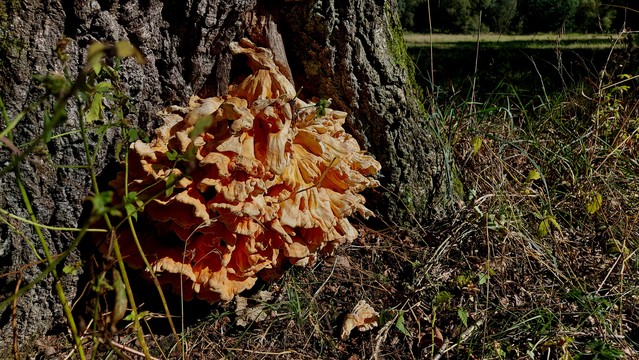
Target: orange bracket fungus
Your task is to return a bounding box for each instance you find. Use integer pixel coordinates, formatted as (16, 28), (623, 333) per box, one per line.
(108, 39), (381, 303)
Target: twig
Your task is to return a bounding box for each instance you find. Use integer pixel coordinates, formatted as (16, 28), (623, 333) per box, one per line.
(310, 259), (337, 304)
(1, 136), (22, 156)
(432, 318), (485, 360)
(372, 317), (395, 360)
(110, 340), (160, 360)
(225, 348), (297, 356)
(12, 276), (21, 360)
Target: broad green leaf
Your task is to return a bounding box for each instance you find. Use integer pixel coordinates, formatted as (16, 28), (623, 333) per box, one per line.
(525, 169), (541, 183)
(586, 193), (603, 215)
(395, 311), (410, 336)
(115, 41), (146, 64)
(85, 93), (104, 123)
(539, 218), (550, 237)
(458, 308), (469, 327)
(108, 208), (123, 217)
(36, 73), (68, 95)
(165, 149), (179, 161)
(189, 114), (213, 139)
(471, 136), (482, 155)
(478, 272), (490, 285)
(94, 81), (113, 93)
(87, 42), (106, 60)
(87, 42), (106, 74)
(127, 128), (139, 142)
(111, 269), (128, 331)
(124, 191), (143, 220)
(125, 203), (137, 221)
(538, 215), (559, 237)
(42, 112), (54, 143)
(92, 61), (102, 76)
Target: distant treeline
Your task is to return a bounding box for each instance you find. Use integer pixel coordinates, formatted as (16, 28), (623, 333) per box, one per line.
(399, 0), (639, 34)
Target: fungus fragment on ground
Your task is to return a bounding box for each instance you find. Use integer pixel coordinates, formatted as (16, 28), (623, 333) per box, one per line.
(108, 39), (381, 303)
(340, 300), (379, 340)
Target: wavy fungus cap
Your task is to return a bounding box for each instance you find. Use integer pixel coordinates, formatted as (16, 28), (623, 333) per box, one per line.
(108, 39), (381, 303)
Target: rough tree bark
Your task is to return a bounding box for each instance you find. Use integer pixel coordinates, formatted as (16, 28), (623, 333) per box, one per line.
(0, 0), (454, 354)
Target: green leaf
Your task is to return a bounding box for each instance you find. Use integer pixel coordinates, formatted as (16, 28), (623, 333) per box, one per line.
(85, 93), (104, 124)
(108, 208), (123, 217)
(94, 81), (113, 93)
(92, 61), (102, 76)
(606, 239), (628, 255)
(125, 203), (137, 221)
(62, 261), (82, 275)
(316, 98), (331, 117)
(471, 136), (482, 155)
(189, 114), (213, 140)
(433, 291), (453, 308)
(115, 41), (146, 64)
(455, 274), (472, 287)
(538, 218), (550, 237)
(123, 310), (150, 322)
(548, 216), (561, 232)
(183, 145), (197, 161)
(91, 191), (114, 218)
(395, 311), (410, 336)
(165, 172), (177, 197)
(478, 272), (490, 285)
(127, 128), (139, 143)
(539, 215), (560, 237)
(35, 73), (69, 96)
(42, 112), (54, 143)
(586, 193), (603, 215)
(525, 169), (541, 183)
(111, 269), (128, 331)
(124, 191), (140, 221)
(165, 149), (179, 161)
(457, 308), (469, 327)
(115, 140), (123, 160)
(87, 42), (106, 74)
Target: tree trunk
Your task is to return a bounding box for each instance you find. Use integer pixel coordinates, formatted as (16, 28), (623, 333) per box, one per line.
(279, 0), (455, 223)
(0, 0), (454, 354)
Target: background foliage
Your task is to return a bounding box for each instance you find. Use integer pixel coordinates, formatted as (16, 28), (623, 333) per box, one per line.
(398, 0), (633, 33)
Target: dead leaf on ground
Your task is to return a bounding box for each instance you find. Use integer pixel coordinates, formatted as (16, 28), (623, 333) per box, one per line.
(235, 291), (274, 327)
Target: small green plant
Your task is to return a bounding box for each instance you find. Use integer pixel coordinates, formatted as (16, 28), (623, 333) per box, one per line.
(0, 38), (192, 359)
(578, 340), (625, 360)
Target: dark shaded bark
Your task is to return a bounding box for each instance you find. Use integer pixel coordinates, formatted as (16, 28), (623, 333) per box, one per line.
(0, 0), (454, 354)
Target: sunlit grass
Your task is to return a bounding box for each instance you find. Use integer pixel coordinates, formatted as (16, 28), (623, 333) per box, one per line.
(405, 32), (622, 49)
